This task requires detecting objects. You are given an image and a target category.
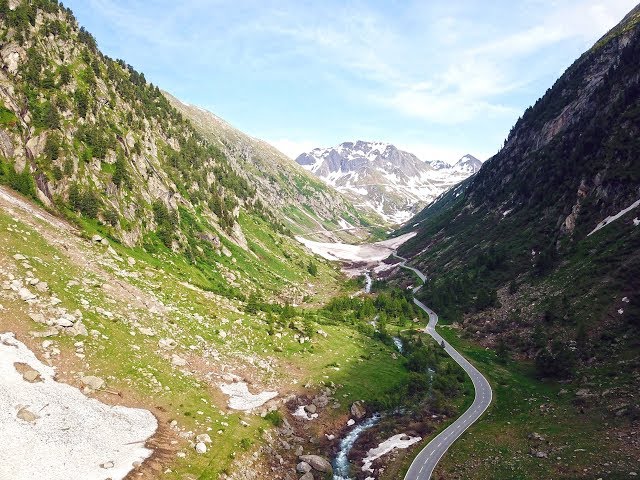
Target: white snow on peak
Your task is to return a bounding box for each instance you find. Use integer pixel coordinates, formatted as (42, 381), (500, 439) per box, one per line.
(296, 142), (480, 223)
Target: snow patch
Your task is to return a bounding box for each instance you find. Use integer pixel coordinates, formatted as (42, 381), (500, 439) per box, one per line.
(588, 199), (640, 236)
(361, 433), (422, 472)
(292, 405), (318, 420)
(219, 382), (277, 411)
(0, 332), (157, 480)
(295, 232), (416, 263)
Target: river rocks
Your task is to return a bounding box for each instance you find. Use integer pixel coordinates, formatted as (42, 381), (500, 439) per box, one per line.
(350, 401), (366, 420)
(298, 455), (332, 474)
(81, 375), (105, 390)
(296, 461), (312, 473)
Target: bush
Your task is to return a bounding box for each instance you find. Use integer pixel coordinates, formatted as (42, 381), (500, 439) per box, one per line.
(44, 133), (61, 161)
(264, 410), (283, 427)
(307, 261), (318, 276)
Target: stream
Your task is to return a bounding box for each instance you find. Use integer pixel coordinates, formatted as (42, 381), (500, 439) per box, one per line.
(332, 413), (381, 479)
(363, 271), (372, 294)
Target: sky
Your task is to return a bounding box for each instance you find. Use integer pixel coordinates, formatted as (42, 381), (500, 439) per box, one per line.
(64, 0), (638, 163)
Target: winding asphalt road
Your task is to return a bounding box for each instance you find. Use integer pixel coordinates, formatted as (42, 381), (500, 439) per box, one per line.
(394, 254), (493, 480)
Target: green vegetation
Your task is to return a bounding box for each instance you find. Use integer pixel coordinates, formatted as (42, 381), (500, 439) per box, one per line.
(434, 327), (638, 479)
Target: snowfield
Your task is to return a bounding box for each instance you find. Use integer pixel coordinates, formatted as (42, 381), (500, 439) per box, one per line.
(0, 332), (157, 480)
(295, 232), (416, 263)
(362, 433), (422, 472)
(219, 381), (277, 411)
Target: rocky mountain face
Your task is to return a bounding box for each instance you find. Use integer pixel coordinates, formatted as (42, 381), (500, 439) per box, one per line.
(296, 141), (480, 224)
(0, 1), (268, 252)
(397, 5), (640, 379)
(163, 94), (378, 243)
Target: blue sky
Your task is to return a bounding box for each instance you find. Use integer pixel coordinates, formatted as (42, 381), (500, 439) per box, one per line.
(65, 0), (637, 163)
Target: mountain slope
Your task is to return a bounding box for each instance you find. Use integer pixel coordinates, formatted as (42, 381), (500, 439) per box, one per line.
(0, 3), (439, 480)
(399, 2), (640, 359)
(163, 93), (380, 243)
(296, 141), (478, 223)
(389, 6), (640, 478)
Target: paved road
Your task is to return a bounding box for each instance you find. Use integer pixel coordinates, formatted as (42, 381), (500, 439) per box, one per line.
(395, 254), (492, 480)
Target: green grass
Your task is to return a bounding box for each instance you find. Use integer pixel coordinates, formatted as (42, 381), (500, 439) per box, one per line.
(431, 326), (638, 479)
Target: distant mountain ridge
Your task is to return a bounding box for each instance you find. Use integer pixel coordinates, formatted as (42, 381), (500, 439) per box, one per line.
(296, 141), (481, 223)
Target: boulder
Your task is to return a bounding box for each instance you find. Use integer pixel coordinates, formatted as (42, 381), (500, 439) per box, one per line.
(81, 375), (105, 390)
(299, 473), (314, 480)
(171, 354), (187, 367)
(55, 315), (75, 328)
(16, 406), (39, 423)
(350, 401), (366, 420)
(196, 433), (212, 444)
(296, 461), (312, 473)
(298, 455), (332, 474)
(304, 404), (317, 414)
(22, 369), (42, 383)
(195, 442), (207, 454)
(18, 288), (36, 301)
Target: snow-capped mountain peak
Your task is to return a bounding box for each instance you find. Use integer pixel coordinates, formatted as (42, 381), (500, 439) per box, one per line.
(295, 141), (481, 224)
(452, 154), (483, 174)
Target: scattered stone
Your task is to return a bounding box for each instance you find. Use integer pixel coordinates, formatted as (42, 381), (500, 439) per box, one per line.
(30, 327), (58, 338)
(195, 442), (207, 454)
(304, 404), (317, 414)
(127, 257), (136, 266)
(17, 406), (40, 423)
(35, 281), (49, 292)
(28, 313), (47, 324)
(295, 446), (304, 456)
(298, 455), (332, 474)
(13, 254), (27, 261)
(297, 461), (312, 473)
(81, 376), (105, 390)
(55, 315), (75, 328)
(100, 461), (114, 469)
(196, 433), (212, 444)
(138, 327), (155, 336)
(68, 321), (88, 337)
(347, 419), (355, 426)
(158, 338), (177, 349)
(171, 354), (187, 367)
(528, 432), (546, 442)
(22, 369), (42, 383)
(91, 235), (103, 243)
(299, 473), (314, 480)
(18, 288), (36, 301)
